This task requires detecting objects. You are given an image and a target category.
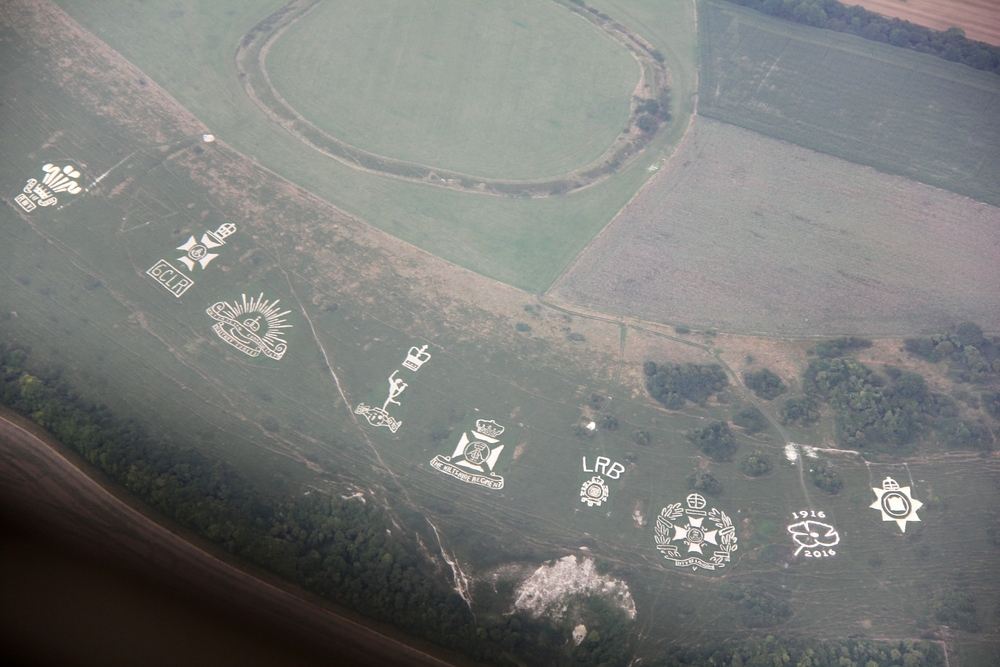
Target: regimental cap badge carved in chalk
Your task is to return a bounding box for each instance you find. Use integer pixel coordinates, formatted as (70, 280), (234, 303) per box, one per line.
(15, 162), (84, 213)
(207, 292), (291, 360)
(580, 476), (610, 507)
(177, 223), (238, 271)
(870, 476), (923, 532)
(653, 493), (738, 572)
(355, 371), (408, 433)
(402, 345), (431, 371)
(430, 418), (507, 490)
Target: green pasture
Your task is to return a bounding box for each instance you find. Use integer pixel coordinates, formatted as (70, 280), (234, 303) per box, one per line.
(54, 0), (699, 292)
(267, 0), (637, 180)
(551, 118), (1000, 335)
(698, 0), (1000, 207)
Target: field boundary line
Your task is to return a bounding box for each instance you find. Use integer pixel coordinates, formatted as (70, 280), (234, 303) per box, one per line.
(542, 0), (702, 292)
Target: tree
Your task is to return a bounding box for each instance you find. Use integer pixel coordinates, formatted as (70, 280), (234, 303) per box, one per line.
(636, 114), (659, 133)
(739, 450), (771, 477)
(733, 406), (768, 433)
(743, 368), (788, 400)
(687, 471), (722, 496)
(781, 396), (820, 425)
(687, 421), (738, 461)
(645, 361), (729, 409)
(809, 462), (843, 494)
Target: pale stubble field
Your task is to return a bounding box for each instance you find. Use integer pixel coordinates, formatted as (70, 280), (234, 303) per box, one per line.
(550, 117), (1000, 335)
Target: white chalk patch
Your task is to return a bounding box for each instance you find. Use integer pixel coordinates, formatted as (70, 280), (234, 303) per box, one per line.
(402, 344), (431, 371)
(572, 625), (587, 646)
(202, 134), (215, 142)
(803, 445), (819, 459)
(870, 477), (923, 532)
(785, 443), (798, 463)
(15, 162), (84, 212)
(514, 556), (635, 620)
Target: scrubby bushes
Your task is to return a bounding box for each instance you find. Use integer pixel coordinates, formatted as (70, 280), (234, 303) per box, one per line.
(904, 322), (1000, 383)
(686, 471), (722, 496)
(686, 421), (737, 462)
(732, 406), (767, 433)
(739, 450), (771, 477)
(742, 368), (787, 400)
(804, 358), (930, 449)
(644, 361), (728, 409)
(809, 462), (843, 494)
(781, 395), (820, 425)
(811, 336), (872, 359)
(719, 582), (792, 628)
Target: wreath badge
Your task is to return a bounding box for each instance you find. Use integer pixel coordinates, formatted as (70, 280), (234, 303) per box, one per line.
(654, 493), (737, 571)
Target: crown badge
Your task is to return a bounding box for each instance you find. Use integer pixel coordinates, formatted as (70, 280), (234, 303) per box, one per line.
(402, 344), (431, 371)
(15, 162), (83, 212)
(475, 419), (505, 439)
(870, 476), (922, 532)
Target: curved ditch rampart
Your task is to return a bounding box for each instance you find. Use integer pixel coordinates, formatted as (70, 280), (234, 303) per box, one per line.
(235, 0), (672, 198)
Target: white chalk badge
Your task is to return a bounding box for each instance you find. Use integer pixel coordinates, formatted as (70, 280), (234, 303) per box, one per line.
(430, 417), (521, 491)
(579, 454), (626, 508)
(14, 162), (84, 213)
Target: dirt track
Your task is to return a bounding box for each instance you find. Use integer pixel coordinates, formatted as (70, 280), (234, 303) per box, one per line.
(0, 414), (458, 667)
(851, 0), (1000, 46)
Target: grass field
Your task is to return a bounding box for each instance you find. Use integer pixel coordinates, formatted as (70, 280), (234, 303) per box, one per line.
(266, 0), (638, 180)
(550, 117), (1000, 335)
(698, 0), (1000, 207)
(53, 0), (699, 293)
(5, 1), (1000, 663)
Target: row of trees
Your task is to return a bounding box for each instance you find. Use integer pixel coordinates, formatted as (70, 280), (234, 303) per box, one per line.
(728, 0), (1000, 74)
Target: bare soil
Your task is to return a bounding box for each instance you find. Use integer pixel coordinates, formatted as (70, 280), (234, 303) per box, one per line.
(851, 0), (1000, 46)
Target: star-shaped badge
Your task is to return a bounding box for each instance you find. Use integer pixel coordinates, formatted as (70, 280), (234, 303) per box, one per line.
(870, 477), (923, 532)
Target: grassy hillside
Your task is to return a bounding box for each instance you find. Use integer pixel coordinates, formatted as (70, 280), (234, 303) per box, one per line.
(699, 0), (1000, 207)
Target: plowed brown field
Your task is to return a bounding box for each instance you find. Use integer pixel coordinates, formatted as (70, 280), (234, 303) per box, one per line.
(852, 0), (1000, 46)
